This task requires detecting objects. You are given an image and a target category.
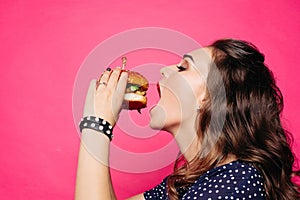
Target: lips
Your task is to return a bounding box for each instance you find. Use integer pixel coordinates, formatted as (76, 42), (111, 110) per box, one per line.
(156, 82), (161, 98)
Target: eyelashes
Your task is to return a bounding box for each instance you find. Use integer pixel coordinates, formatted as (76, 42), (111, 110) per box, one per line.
(176, 65), (186, 72)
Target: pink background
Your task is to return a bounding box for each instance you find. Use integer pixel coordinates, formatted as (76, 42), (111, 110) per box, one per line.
(1, 0), (299, 199)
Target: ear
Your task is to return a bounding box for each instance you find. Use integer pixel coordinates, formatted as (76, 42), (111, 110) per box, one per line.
(196, 86), (207, 108)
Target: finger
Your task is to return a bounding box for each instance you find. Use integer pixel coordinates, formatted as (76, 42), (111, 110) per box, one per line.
(115, 71), (128, 97)
(83, 79), (97, 116)
(97, 68), (112, 89)
(106, 67), (122, 89)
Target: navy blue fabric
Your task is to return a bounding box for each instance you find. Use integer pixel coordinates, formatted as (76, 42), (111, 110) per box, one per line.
(144, 160), (266, 200)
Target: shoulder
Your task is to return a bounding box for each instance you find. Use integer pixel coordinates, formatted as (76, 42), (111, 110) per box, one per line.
(143, 161), (266, 200)
(183, 160), (266, 199)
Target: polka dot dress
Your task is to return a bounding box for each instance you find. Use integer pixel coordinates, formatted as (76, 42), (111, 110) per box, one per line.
(144, 160), (266, 199)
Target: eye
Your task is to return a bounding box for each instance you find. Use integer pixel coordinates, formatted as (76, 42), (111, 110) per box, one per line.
(176, 65), (186, 72)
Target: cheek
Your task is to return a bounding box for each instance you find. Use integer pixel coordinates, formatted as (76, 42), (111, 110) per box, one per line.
(150, 84), (185, 130)
(174, 76), (200, 107)
(188, 73), (207, 105)
(150, 73), (205, 130)
(161, 77), (198, 120)
(161, 88), (182, 115)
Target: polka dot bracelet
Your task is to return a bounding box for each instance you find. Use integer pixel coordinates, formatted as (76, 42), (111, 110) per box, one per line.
(79, 116), (114, 141)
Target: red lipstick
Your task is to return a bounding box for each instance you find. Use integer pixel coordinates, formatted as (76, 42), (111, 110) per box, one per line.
(157, 82), (161, 98)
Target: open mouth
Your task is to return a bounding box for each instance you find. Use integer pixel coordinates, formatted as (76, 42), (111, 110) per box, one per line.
(156, 82), (161, 98)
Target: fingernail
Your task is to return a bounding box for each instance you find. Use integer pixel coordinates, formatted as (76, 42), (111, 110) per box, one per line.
(106, 67), (111, 71)
(116, 66), (121, 69)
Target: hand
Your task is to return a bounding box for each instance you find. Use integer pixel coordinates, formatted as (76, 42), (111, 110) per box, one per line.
(83, 67), (128, 126)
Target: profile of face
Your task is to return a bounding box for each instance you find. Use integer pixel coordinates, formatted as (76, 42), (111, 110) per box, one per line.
(149, 48), (212, 135)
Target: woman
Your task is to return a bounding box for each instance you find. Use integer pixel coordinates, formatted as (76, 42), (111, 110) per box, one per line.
(75, 39), (300, 200)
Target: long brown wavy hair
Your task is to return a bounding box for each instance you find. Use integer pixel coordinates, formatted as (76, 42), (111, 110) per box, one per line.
(167, 39), (300, 200)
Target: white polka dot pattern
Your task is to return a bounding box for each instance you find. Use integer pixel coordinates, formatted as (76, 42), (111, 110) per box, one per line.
(79, 116), (114, 141)
(144, 160), (266, 200)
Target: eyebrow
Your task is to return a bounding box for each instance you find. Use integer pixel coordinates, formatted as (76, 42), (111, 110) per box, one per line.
(183, 54), (195, 63)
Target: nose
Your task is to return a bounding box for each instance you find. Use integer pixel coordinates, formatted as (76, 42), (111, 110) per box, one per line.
(160, 65), (175, 78)
(160, 67), (166, 78)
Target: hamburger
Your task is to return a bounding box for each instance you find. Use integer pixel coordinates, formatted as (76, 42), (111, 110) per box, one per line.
(122, 70), (149, 112)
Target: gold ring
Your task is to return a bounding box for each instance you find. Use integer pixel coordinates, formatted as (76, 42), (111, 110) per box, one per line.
(99, 81), (107, 86)
(96, 80), (107, 88)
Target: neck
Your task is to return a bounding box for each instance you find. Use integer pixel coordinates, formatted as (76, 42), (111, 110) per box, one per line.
(170, 119), (200, 162)
(217, 154), (237, 166)
(169, 122), (237, 164)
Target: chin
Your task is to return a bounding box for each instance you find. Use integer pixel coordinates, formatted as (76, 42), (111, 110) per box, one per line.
(149, 122), (163, 130)
(149, 105), (166, 130)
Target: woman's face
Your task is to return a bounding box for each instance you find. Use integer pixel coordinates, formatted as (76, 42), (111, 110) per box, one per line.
(149, 48), (212, 133)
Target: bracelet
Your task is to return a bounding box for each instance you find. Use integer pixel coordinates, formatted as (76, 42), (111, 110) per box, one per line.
(79, 116), (114, 141)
